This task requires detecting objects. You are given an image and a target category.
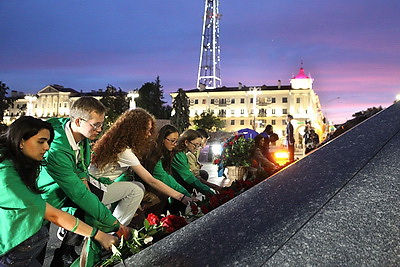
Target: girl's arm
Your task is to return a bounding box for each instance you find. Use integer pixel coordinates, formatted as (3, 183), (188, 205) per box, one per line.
(131, 164), (193, 205)
(44, 203), (118, 250)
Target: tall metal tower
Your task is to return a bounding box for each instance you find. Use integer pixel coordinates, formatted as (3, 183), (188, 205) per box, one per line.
(197, 0), (222, 90)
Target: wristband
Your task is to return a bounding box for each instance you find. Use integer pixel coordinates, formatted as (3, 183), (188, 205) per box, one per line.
(180, 195), (186, 202)
(71, 218), (79, 233)
(90, 227), (99, 238)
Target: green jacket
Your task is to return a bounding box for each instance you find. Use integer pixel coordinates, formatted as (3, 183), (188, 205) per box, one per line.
(171, 152), (213, 195)
(153, 160), (191, 197)
(37, 118), (117, 226)
(0, 159), (46, 256)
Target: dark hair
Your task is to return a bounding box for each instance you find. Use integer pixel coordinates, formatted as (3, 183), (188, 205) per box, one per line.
(0, 116), (54, 194)
(253, 135), (265, 149)
(144, 125), (179, 174)
(175, 129), (202, 152)
(196, 128), (209, 139)
(287, 114), (293, 119)
(263, 124), (273, 135)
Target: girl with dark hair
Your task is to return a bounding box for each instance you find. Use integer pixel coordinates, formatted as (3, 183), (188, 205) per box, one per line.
(89, 109), (192, 225)
(0, 116), (117, 267)
(172, 129), (215, 196)
(250, 134), (276, 175)
(143, 125), (192, 216)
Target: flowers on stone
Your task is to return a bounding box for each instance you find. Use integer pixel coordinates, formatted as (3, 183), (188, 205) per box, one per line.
(160, 214), (188, 233)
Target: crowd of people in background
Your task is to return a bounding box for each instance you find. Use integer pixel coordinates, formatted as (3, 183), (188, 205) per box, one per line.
(0, 97), (321, 267)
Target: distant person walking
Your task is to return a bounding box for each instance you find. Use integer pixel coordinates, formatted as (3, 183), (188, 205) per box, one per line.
(286, 115), (295, 162)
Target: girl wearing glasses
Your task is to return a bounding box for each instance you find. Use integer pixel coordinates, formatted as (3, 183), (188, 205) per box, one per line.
(143, 125), (192, 216)
(169, 129), (215, 214)
(89, 109), (192, 226)
(0, 117), (117, 266)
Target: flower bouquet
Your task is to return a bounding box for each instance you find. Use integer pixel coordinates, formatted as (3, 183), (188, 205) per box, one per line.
(215, 134), (254, 167)
(97, 213), (187, 266)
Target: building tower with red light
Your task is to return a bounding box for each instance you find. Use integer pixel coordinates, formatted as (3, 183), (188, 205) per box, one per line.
(197, 0), (222, 90)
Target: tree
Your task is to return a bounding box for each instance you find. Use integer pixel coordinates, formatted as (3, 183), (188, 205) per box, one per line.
(171, 88), (190, 133)
(0, 81), (11, 122)
(100, 84), (130, 129)
(136, 76), (170, 119)
(193, 110), (224, 132)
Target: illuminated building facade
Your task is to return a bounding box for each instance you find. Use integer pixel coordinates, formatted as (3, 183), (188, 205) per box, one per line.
(172, 67), (325, 146)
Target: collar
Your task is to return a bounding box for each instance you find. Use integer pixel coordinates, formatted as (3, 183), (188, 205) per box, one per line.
(65, 121), (80, 151)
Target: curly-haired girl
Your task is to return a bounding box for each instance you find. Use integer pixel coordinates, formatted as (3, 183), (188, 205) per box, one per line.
(89, 109), (192, 225)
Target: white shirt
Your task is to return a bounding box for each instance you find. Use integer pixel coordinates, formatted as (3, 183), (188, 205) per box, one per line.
(88, 148), (140, 191)
(64, 121), (81, 164)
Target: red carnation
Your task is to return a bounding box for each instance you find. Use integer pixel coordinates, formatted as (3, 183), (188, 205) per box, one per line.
(191, 204), (199, 215)
(209, 196), (220, 208)
(146, 213), (160, 225)
(200, 205), (210, 214)
(161, 215), (187, 233)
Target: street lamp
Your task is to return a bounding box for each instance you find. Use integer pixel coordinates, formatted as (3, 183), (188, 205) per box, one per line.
(128, 90), (139, 110)
(249, 87), (261, 130)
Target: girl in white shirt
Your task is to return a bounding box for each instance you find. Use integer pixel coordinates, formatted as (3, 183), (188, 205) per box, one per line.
(89, 108), (192, 225)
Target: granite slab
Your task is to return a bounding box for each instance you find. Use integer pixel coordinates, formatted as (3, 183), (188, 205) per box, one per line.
(118, 102), (400, 267)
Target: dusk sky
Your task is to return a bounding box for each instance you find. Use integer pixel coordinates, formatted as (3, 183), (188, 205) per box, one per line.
(1, 0), (399, 124)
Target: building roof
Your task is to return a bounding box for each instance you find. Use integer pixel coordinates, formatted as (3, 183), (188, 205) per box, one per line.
(293, 67), (309, 79)
(49, 84), (80, 94)
(179, 84), (294, 94)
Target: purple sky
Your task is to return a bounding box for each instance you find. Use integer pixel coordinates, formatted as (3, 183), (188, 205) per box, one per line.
(1, 0), (399, 124)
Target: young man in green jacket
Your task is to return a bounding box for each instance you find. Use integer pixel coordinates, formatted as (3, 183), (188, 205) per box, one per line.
(37, 97), (128, 266)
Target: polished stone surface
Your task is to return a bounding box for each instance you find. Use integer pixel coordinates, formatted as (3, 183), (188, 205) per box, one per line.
(119, 102), (400, 267)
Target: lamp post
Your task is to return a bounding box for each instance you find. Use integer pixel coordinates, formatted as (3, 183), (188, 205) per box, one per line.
(24, 94), (37, 116)
(250, 87), (261, 130)
(127, 90), (139, 110)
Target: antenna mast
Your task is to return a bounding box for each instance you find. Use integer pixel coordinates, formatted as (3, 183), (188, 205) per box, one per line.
(197, 0), (222, 90)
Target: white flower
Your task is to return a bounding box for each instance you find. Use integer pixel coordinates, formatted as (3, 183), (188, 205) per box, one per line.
(144, 236), (153, 245)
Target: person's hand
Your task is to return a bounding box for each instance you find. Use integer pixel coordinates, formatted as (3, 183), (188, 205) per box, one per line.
(94, 231), (119, 251)
(181, 195), (197, 205)
(211, 184), (224, 193)
(116, 224), (132, 239)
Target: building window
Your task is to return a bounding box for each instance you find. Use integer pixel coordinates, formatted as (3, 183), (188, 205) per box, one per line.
(231, 99), (235, 104)
(271, 97), (276, 103)
(194, 99), (199, 104)
(282, 120), (286, 125)
(272, 109), (276, 114)
(240, 120), (245, 125)
(272, 119), (276, 125)
(202, 99), (206, 104)
(231, 110), (235, 115)
(250, 98), (253, 103)
(17, 104), (20, 108)
(282, 97), (288, 103)
(296, 97), (300, 103)
(35, 104), (37, 108)
(231, 120), (235, 125)
(64, 103), (67, 108)
(240, 98), (245, 103)
(283, 108), (288, 114)
(240, 109), (245, 114)
(211, 99), (215, 104)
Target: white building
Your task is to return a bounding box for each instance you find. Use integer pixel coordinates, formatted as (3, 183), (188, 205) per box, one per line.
(171, 67), (325, 147)
(3, 84), (135, 125)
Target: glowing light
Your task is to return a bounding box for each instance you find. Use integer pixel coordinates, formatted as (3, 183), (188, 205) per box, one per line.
(274, 150), (289, 165)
